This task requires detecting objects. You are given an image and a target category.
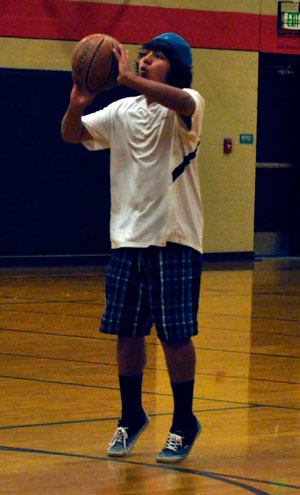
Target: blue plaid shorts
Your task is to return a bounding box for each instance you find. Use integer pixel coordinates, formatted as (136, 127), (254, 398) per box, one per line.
(100, 243), (202, 343)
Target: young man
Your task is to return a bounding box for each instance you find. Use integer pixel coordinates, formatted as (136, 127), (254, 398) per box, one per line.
(61, 32), (205, 463)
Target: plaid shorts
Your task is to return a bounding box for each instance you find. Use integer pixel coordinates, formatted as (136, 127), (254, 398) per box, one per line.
(100, 243), (202, 344)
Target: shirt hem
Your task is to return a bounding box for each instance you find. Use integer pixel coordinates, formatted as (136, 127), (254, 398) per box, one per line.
(111, 238), (203, 253)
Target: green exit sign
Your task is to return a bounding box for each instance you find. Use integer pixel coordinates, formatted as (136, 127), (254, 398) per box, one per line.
(240, 134), (254, 144)
(283, 12), (300, 29)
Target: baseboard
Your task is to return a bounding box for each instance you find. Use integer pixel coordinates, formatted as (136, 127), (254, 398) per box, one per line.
(0, 251), (255, 268)
(0, 254), (111, 267)
(203, 251), (254, 261)
(202, 251), (255, 270)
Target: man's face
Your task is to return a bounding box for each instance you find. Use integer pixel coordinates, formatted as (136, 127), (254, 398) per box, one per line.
(138, 50), (171, 83)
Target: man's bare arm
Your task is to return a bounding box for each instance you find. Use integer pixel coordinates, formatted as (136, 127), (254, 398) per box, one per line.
(61, 84), (95, 143)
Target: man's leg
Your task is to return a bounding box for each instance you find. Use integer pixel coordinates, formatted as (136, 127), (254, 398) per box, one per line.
(162, 338), (198, 431)
(117, 335), (146, 375)
(100, 248), (152, 456)
(156, 337), (201, 463)
(117, 335), (147, 425)
(107, 336), (150, 457)
(162, 338), (195, 382)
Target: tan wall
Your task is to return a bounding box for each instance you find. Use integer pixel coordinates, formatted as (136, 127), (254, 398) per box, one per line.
(194, 49), (258, 253)
(261, 0), (278, 15)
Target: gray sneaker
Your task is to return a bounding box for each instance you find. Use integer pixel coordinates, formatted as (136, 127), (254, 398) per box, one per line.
(156, 419), (201, 463)
(107, 415), (150, 457)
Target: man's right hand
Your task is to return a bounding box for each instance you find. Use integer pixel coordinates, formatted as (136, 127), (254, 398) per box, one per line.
(61, 83), (95, 143)
(70, 82), (97, 109)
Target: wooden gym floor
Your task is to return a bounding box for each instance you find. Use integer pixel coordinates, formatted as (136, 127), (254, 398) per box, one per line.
(0, 258), (299, 494)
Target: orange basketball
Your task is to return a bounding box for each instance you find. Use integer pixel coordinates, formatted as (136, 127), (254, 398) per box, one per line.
(71, 33), (120, 93)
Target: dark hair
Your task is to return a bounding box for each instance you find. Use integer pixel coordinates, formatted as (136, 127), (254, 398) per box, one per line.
(137, 49), (193, 89)
(142, 35), (193, 88)
(166, 60), (193, 89)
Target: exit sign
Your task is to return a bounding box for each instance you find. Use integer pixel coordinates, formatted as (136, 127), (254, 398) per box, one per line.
(278, 1), (300, 34)
(240, 134), (254, 144)
(283, 12), (300, 29)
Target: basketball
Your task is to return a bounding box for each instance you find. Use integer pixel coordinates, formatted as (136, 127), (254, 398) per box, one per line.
(71, 33), (120, 93)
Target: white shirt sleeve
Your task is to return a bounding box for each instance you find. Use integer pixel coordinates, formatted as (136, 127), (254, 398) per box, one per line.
(81, 104), (113, 151)
(176, 88), (205, 142)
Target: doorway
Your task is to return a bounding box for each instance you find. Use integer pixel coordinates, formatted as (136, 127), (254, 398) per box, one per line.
(255, 53), (300, 256)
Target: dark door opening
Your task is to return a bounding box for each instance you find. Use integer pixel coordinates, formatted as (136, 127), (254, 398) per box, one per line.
(255, 53), (300, 256)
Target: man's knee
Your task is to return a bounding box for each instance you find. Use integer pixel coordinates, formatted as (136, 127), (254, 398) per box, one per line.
(160, 336), (192, 351)
(117, 336), (146, 374)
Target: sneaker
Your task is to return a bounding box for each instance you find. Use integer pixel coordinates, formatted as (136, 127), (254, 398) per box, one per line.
(107, 414), (150, 457)
(156, 419), (201, 463)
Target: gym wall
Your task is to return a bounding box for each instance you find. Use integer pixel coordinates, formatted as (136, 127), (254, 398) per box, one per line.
(1, 0), (300, 260)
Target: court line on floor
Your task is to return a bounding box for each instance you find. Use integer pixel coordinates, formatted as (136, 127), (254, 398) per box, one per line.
(3, 343), (299, 386)
(0, 373), (256, 402)
(2, 322), (300, 339)
(2, 303), (300, 325)
(1, 374), (299, 411)
(2, 348), (300, 386)
(0, 307), (100, 319)
(1, 444), (299, 494)
(201, 310), (300, 324)
(0, 299), (101, 306)
(2, 327), (300, 361)
(0, 405), (260, 431)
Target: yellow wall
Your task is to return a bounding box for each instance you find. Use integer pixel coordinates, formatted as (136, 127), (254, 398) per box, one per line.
(194, 49), (258, 253)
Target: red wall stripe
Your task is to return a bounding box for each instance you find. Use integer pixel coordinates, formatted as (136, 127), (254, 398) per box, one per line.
(1, 0), (300, 54)
(260, 15), (300, 54)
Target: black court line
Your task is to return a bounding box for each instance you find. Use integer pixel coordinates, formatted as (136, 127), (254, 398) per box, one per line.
(203, 287), (300, 296)
(193, 347), (300, 360)
(2, 327), (299, 361)
(203, 288), (300, 297)
(0, 406), (260, 431)
(1, 374), (299, 411)
(0, 273), (104, 281)
(2, 327), (300, 365)
(1, 444), (299, 494)
(0, 350), (299, 385)
(0, 373), (251, 401)
(0, 300), (101, 306)
(200, 310), (300, 324)
(206, 471), (300, 491)
(2, 346), (300, 386)
(2, 304), (300, 327)
(3, 321), (300, 339)
(2, 288), (300, 300)
(0, 327), (116, 342)
(200, 325), (300, 339)
(0, 307), (100, 319)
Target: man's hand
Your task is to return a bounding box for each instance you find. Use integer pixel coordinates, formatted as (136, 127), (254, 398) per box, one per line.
(113, 45), (132, 85)
(61, 83), (95, 143)
(70, 82), (97, 109)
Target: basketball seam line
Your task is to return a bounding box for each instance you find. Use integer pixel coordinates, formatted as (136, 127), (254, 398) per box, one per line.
(102, 39), (118, 88)
(85, 37), (105, 92)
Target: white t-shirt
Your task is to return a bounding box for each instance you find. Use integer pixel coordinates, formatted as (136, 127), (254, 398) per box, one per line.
(82, 88), (205, 252)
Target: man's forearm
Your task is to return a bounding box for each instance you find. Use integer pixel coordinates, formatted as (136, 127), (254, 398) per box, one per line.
(61, 103), (85, 143)
(118, 72), (195, 116)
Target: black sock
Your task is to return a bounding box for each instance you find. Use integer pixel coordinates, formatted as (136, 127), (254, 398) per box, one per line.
(119, 374), (145, 426)
(171, 380), (197, 432)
